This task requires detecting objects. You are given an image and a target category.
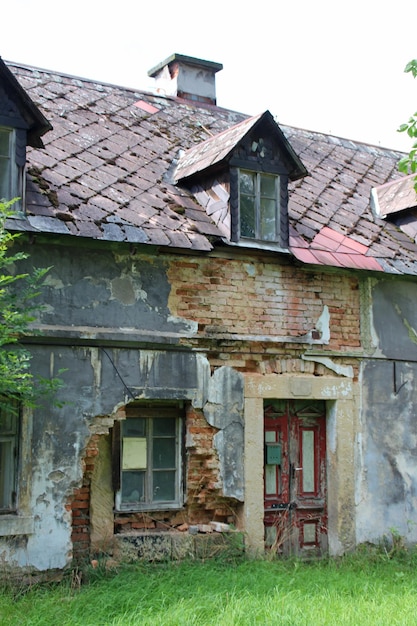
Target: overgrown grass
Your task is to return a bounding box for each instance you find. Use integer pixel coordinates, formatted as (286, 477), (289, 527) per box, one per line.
(1, 548), (417, 625)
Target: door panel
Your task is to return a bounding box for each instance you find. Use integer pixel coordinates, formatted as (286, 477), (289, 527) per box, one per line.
(264, 400), (327, 556)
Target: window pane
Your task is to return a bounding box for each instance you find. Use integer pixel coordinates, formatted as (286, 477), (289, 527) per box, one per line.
(0, 130), (11, 200)
(0, 440), (12, 509)
(265, 525), (277, 547)
(239, 171), (255, 195)
(0, 160), (10, 199)
(153, 437), (176, 468)
(0, 408), (15, 433)
(265, 465), (277, 495)
(240, 195), (255, 238)
(0, 131), (10, 156)
(153, 418), (176, 436)
(123, 418), (146, 437)
(260, 199), (277, 241)
(302, 430), (315, 492)
(303, 522), (317, 544)
(260, 174), (276, 198)
(153, 470), (176, 501)
(122, 438), (147, 469)
(121, 470), (145, 504)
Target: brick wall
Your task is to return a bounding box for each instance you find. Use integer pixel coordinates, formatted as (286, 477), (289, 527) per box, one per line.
(68, 434), (100, 561)
(70, 253), (361, 560)
(168, 255), (361, 354)
(73, 406), (240, 560)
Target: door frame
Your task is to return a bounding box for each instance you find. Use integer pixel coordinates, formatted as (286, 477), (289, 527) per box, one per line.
(243, 373), (357, 556)
(263, 400), (327, 555)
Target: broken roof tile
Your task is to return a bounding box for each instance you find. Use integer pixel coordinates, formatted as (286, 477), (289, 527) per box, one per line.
(134, 100), (159, 114)
(27, 215), (71, 234)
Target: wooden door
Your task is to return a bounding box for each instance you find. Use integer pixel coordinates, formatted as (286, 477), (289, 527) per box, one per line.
(264, 400), (327, 556)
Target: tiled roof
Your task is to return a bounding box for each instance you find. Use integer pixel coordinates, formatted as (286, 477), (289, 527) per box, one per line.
(5, 60), (417, 275)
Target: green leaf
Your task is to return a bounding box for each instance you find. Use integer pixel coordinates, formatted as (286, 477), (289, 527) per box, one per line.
(398, 157), (409, 173)
(405, 59), (417, 77)
(0, 199), (65, 407)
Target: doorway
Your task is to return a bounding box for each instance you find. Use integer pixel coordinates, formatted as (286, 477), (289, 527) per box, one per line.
(264, 399), (327, 555)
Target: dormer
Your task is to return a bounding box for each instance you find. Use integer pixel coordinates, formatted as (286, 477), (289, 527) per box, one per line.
(173, 111), (307, 250)
(371, 174), (417, 242)
(0, 58), (51, 207)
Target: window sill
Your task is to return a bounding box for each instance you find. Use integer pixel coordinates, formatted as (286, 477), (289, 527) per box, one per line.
(224, 238), (289, 254)
(117, 503), (183, 513)
(0, 515), (34, 537)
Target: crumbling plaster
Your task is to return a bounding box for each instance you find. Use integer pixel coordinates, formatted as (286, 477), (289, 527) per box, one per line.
(1, 341), (244, 569)
(22, 241), (198, 341)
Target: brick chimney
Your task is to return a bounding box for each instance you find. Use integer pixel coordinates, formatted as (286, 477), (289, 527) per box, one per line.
(148, 53), (223, 105)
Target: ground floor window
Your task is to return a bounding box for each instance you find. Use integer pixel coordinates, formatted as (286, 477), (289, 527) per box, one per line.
(114, 403), (183, 511)
(0, 399), (19, 512)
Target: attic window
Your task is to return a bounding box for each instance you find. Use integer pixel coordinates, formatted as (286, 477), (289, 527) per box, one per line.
(239, 169), (280, 242)
(0, 127), (17, 202)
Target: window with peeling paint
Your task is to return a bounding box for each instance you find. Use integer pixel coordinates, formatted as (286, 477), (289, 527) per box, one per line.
(0, 399), (19, 512)
(115, 404), (183, 511)
(238, 169), (280, 242)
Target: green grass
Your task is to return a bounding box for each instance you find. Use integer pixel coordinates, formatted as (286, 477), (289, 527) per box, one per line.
(1, 551), (417, 625)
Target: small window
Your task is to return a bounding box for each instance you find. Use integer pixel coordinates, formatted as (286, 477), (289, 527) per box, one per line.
(239, 169), (280, 242)
(0, 128), (17, 202)
(116, 406), (183, 511)
(0, 399), (20, 512)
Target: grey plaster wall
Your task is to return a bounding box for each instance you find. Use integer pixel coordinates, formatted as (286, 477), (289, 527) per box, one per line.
(371, 279), (417, 360)
(357, 360), (417, 543)
(17, 241), (196, 336)
(203, 367), (245, 501)
(357, 277), (417, 544)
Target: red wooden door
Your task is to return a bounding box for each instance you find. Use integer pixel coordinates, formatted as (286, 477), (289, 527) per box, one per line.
(264, 400), (327, 555)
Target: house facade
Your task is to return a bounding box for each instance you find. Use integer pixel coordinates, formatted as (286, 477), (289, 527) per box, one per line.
(1, 54), (417, 571)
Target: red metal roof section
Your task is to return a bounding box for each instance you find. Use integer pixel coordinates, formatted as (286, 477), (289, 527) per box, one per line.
(290, 226), (383, 271)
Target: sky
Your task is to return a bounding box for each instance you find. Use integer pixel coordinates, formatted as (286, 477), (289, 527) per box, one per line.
(2, 0), (416, 153)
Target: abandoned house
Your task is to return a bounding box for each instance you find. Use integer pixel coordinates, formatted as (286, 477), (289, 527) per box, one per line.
(2, 52), (417, 571)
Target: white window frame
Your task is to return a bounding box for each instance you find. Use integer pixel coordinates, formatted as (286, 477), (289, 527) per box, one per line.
(238, 169), (280, 243)
(115, 408), (183, 512)
(0, 399), (19, 513)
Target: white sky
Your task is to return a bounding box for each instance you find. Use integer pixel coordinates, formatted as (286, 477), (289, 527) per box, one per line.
(2, 0), (416, 152)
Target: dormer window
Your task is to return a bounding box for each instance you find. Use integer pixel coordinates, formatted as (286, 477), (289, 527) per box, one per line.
(174, 110), (308, 251)
(0, 127), (17, 201)
(239, 170), (280, 242)
(0, 59), (52, 210)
